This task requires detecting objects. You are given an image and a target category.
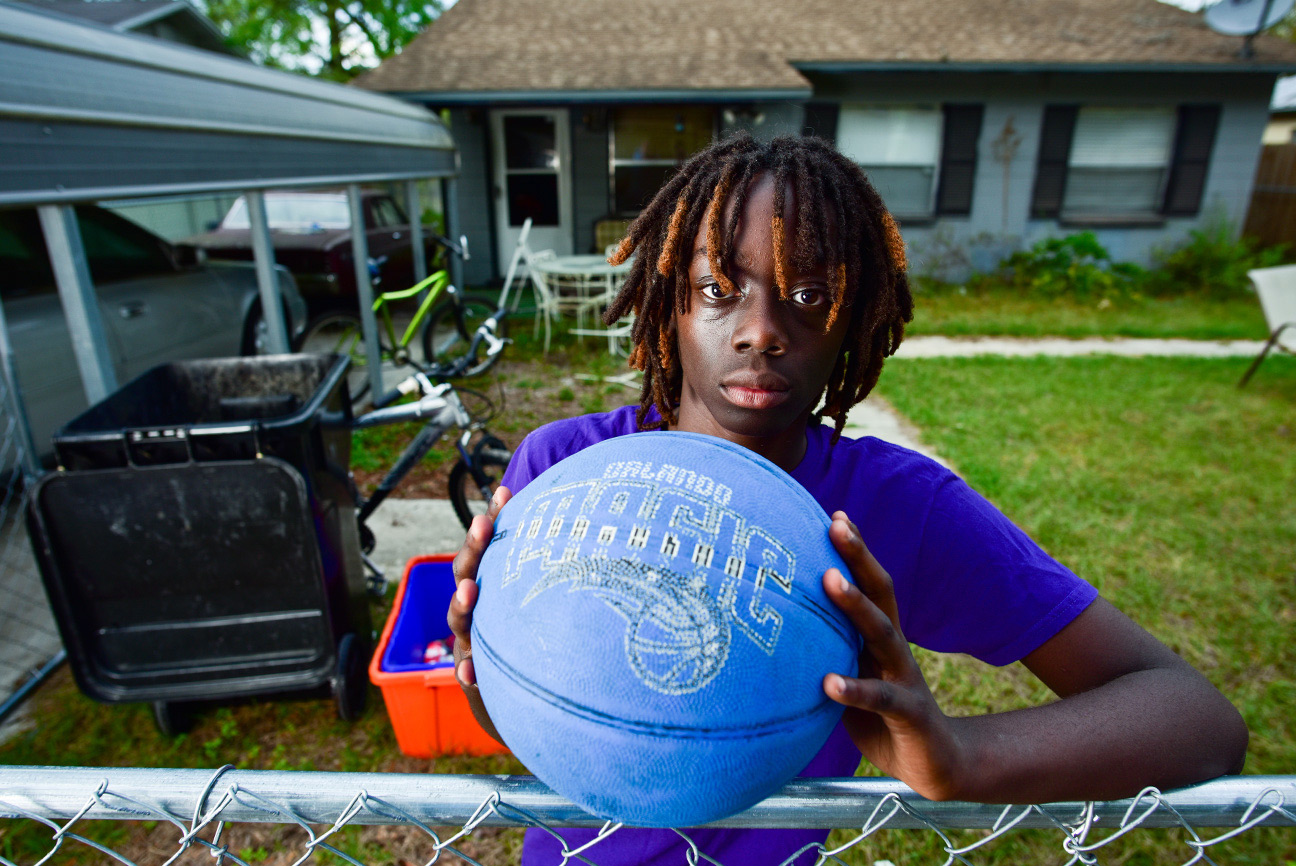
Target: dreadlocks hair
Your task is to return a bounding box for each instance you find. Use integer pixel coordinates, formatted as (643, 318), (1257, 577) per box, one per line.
(603, 132), (914, 439)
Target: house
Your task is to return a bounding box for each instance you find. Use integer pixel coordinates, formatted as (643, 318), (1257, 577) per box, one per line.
(355, 0), (1296, 284)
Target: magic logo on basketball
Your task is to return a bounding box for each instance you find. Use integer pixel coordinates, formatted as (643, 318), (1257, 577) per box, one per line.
(498, 462), (796, 695)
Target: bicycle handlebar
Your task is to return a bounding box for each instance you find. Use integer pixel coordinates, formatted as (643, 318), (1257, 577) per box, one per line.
(429, 232), (471, 263)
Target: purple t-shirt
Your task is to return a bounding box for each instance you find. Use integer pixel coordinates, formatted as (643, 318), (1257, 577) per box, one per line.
(500, 406), (1097, 866)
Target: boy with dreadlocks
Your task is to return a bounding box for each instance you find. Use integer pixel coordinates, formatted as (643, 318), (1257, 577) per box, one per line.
(448, 133), (1246, 865)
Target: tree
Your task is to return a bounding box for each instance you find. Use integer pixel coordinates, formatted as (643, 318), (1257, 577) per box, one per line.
(199, 0), (443, 81)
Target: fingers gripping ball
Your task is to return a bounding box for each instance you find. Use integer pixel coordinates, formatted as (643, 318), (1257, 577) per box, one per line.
(471, 432), (860, 827)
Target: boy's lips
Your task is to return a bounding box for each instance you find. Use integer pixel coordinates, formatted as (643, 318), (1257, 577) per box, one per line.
(720, 372), (791, 409)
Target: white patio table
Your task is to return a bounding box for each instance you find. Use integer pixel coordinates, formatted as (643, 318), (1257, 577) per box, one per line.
(530, 254), (633, 308)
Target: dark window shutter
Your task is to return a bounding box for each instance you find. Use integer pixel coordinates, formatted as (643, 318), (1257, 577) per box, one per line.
(936, 104), (983, 216)
(1030, 105), (1078, 219)
(802, 103), (839, 141)
(1162, 104), (1221, 216)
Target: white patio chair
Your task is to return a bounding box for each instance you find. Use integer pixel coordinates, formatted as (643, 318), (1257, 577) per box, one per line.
(527, 249), (562, 352)
(499, 217), (534, 314)
(1238, 264), (1296, 386)
(571, 313), (636, 358)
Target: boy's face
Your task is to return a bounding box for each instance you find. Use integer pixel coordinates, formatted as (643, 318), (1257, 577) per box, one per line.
(675, 172), (848, 468)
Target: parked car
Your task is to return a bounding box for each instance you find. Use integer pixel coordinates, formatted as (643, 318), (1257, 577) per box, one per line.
(0, 204), (308, 462)
(182, 190), (441, 316)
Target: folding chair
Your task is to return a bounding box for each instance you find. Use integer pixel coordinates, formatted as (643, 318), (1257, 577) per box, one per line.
(499, 217), (534, 314)
(1238, 264), (1296, 387)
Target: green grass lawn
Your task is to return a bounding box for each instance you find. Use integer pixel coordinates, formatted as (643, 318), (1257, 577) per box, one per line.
(3, 336), (1293, 862)
(838, 354), (1296, 864)
(908, 288), (1269, 340)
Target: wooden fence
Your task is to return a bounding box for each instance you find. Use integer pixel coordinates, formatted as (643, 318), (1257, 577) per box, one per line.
(1244, 142), (1296, 247)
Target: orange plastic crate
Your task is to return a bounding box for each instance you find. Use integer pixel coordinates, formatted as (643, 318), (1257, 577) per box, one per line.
(369, 554), (509, 758)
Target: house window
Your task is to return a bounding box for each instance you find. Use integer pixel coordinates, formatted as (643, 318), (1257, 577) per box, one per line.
(1063, 107), (1176, 216)
(1031, 104), (1219, 220)
(836, 105), (943, 218)
(611, 106), (714, 215)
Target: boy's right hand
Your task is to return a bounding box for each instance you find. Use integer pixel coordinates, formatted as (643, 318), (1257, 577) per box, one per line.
(447, 485), (511, 744)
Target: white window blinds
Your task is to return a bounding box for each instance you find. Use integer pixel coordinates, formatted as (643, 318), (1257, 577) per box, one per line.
(836, 105), (942, 217)
(1064, 107), (1176, 215)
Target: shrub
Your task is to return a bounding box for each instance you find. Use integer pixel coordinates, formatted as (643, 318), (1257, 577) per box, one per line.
(1143, 218), (1286, 299)
(997, 232), (1144, 301)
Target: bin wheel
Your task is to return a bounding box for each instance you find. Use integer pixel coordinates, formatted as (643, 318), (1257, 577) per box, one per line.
(334, 633), (368, 722)
(152, 701), (194, 737)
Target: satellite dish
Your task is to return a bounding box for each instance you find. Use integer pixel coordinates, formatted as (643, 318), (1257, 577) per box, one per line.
(1204, 0), (1294, 56)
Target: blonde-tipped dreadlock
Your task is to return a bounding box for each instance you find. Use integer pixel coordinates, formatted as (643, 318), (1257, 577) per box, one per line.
(604, 132), (913, 439)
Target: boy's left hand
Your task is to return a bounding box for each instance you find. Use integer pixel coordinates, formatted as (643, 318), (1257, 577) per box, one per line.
(822, 511), (970, 802)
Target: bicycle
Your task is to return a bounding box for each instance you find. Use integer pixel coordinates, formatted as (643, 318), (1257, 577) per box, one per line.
(343, 306), (514, 590)
(298, 233), (508, 409)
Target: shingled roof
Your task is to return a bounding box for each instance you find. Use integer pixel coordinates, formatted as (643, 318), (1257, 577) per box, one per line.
(354, 0), (1296, 99)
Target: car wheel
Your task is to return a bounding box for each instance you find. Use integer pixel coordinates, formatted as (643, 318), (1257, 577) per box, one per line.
(241, 302), (293, 356)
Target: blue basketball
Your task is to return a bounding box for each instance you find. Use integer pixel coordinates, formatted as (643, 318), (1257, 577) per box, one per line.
(471, 431), (859, 827)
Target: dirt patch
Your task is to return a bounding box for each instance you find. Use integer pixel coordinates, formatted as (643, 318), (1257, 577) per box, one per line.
(351, 340), (641, 501)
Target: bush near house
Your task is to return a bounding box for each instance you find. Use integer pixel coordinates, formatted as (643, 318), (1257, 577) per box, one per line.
(909, 225), (1284, 340)
(1142, 219), (1288, 300)
(932, 225), (1287, 302)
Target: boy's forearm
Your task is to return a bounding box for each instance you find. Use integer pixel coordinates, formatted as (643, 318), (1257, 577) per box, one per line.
(944, 664), (1247, 805)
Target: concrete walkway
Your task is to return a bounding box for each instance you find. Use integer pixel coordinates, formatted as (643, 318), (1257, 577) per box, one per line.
(896, 335), (1265, 358)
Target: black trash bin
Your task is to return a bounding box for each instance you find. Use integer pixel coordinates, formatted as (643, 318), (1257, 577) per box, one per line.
(26, 354), (371, 732)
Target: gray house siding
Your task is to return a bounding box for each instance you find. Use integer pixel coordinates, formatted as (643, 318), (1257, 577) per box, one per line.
(571, 108), (612, 255)
(447, 108), (496, 286)
(423, 71), (1274, 283)
(801, 70), (1274, 275)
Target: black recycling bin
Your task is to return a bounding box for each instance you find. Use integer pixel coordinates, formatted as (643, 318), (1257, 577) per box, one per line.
(26, 354), (371, 733)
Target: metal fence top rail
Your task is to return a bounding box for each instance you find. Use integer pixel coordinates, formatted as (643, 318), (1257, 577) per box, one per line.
(0, 768), (1292, 831)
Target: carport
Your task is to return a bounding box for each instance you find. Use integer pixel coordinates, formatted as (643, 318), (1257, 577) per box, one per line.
(0, 0), (461, 476)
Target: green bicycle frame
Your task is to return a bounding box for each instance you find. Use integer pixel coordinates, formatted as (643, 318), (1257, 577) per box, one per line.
(370, 269), (452, 351)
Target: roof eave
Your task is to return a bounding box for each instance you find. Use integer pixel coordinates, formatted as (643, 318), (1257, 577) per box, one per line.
(380, 87), (814, 106)
(793, 60), (1296, 74)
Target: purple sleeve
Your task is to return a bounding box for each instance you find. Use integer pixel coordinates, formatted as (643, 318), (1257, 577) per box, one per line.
(499, 431), (548, 495)
(904, 477), (1098, 666)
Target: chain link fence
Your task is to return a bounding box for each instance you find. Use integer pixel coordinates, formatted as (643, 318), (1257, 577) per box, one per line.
(0, 365), (61, 729)
(0, 768), (1292, 866)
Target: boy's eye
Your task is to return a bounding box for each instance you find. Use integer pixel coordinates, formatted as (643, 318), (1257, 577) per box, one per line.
(700, 281), (736, 300)
(790, 288), (828, 307)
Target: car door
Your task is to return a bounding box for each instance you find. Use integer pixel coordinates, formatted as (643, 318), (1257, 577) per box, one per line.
(364, 194), (419, 290)
(76, 208), (242, 380)
(0, 208), (126, 458)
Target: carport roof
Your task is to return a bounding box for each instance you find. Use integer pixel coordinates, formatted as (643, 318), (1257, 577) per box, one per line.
(0, 0), (457, 207)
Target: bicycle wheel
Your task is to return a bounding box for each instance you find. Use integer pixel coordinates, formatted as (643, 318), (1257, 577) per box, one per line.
(420, 293), (507, 377)
(448, 438), (511, 530)
(298, 312), (371, 409)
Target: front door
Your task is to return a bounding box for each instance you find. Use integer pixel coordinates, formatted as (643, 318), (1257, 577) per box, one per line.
(491, 109), (572, 268)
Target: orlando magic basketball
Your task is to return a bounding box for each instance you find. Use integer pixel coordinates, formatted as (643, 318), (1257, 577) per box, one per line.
(470, 431), (860, 826)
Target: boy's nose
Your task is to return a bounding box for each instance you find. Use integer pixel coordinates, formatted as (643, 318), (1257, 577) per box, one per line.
(731, 290), (788, 356)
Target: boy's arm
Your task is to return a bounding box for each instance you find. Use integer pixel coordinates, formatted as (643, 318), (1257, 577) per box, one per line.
(823, 512), (1248, 805)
